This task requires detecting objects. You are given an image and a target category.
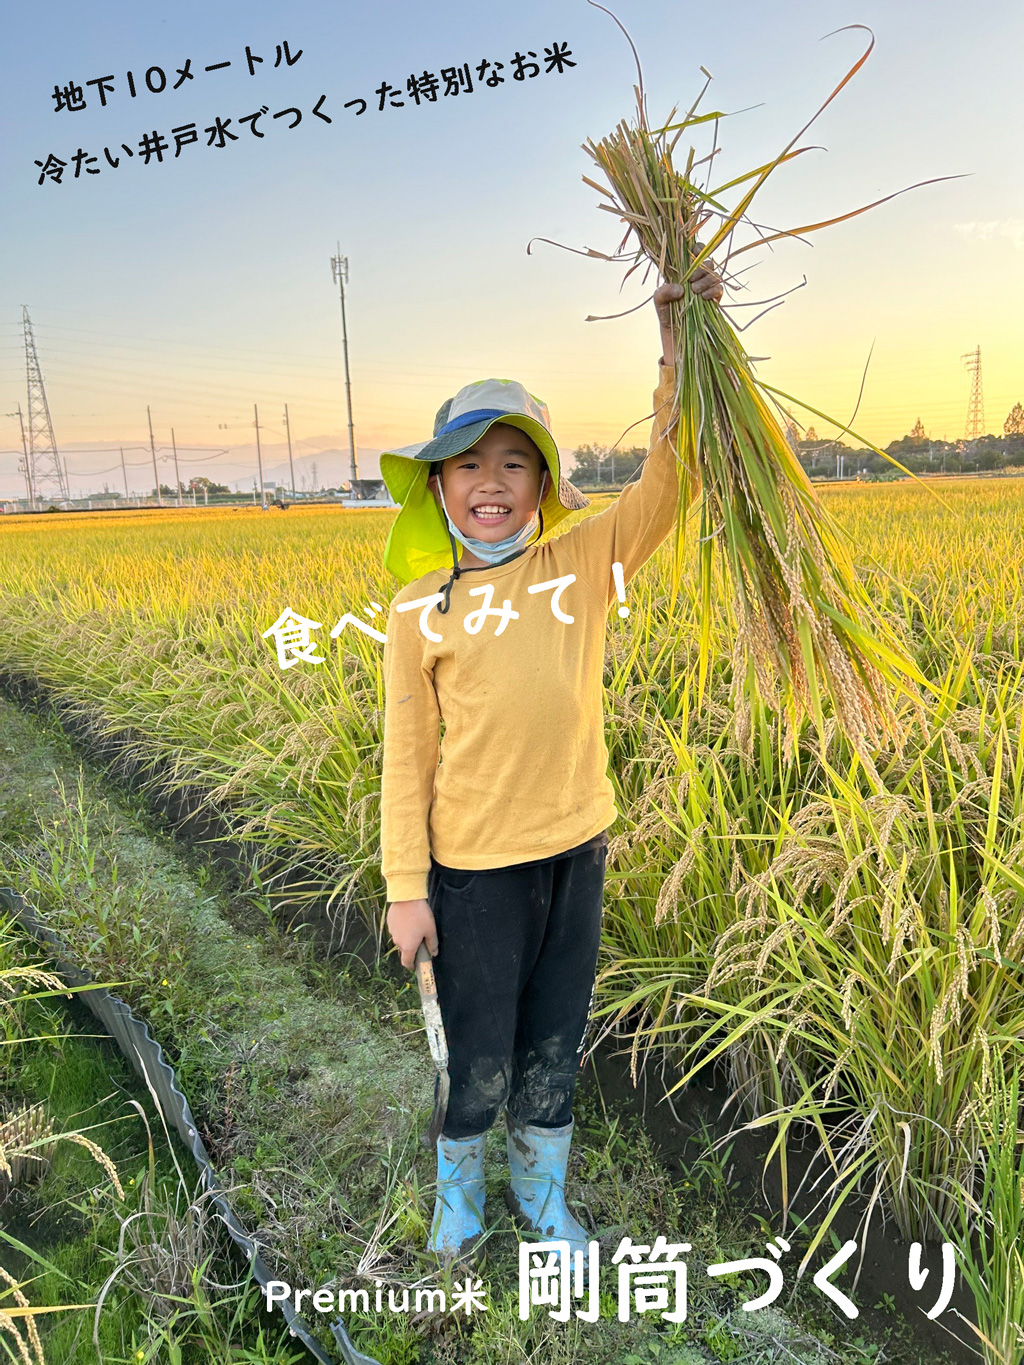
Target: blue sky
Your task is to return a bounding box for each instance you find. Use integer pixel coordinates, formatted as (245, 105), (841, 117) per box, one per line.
(1, 0), (1020, 497)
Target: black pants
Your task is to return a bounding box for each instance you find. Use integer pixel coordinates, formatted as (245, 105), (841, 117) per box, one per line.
(426, 840), (607, 1140)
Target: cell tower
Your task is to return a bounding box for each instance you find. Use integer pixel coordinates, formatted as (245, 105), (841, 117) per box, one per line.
(22, 306), (70, 502)
(962, 345), (985, 441)
(330, 245), (359, 487)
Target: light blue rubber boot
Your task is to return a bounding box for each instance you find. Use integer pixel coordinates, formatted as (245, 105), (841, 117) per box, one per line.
(427, 1131), (487, 1262)
(505, 1115), (590, 1256)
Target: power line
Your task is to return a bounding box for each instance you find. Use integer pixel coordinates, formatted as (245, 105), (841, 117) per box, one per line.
(253, 403), (266, 509)
(284, 403), (296, 499)
(170, 427), (183, 507)
(3, 404), (32, 505)
(147, 405), (161, 507)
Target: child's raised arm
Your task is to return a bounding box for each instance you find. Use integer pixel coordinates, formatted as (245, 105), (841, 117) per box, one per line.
(559, 264), (723, 601)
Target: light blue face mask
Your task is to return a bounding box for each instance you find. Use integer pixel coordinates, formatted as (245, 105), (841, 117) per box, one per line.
(435, 476), (545, 565)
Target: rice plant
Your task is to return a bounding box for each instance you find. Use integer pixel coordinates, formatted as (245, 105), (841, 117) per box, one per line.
(931, 1067), (1024, 1365)
(575, 15), (962, 758)
(2, 467), (1024, 1354)
(0, 912), (119, 1361)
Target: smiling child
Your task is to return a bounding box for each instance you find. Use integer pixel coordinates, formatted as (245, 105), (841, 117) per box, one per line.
(378, 268), (723, 1264)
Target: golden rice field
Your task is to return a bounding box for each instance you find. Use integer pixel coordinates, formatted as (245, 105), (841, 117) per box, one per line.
(1, 478), (1022, 1363)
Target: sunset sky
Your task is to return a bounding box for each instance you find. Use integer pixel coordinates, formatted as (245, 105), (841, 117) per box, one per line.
(1, 0), (1020, 497)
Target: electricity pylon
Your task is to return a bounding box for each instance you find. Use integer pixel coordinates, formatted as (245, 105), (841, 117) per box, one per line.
(22, 307), (70, 502)
(962, 346), (985, 441)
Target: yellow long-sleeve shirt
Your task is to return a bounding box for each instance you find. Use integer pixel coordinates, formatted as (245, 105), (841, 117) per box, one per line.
(380, 363), (681, 903)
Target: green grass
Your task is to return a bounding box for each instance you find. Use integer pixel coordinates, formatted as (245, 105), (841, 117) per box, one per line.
(0, 691), (920, 1364)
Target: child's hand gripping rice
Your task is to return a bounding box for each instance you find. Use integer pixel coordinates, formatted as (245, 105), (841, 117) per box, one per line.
(378, 265), (723, 1265)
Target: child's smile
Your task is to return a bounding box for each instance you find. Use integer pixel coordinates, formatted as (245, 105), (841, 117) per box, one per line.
(469, 502), (513, 526)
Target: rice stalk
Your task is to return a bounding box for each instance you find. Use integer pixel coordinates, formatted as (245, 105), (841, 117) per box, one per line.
(911, 1065), (1024, 1365)
(0, 1266), (47, 1365)
(0, 1103), (55, 1195)
(581, 25), (948, 756)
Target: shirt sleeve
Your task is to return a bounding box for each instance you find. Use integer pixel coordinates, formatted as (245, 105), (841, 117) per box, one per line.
(379, 598), (440, 903)
(561, 363), (689, 605)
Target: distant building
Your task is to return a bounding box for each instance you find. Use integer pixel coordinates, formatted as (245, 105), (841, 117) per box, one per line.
(346, 478), (393, 503)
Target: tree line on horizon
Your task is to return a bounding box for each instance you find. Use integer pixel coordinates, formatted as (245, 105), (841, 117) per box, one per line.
(567, 402), (1024, 484)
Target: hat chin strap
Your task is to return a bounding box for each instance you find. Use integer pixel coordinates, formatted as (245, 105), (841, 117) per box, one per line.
(437, 521), (463, 617)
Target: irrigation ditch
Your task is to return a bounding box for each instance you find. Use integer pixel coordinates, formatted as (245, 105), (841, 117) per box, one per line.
(0, 882), (376, 1365)
(0, 666), (981, 1365)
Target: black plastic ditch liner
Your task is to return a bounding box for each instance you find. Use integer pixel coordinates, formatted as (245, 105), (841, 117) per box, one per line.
(0, 884), (381, 1365)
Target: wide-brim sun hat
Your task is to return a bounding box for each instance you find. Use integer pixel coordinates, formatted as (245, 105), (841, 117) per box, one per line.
(380, 377), (589, 584)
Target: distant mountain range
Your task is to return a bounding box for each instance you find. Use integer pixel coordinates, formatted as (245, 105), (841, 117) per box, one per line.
(227, 445), (384, 491)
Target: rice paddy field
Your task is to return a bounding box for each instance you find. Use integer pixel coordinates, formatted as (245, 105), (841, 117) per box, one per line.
(1, 477), (1023, 1364)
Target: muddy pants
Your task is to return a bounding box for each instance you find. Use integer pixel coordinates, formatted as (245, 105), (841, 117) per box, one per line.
(426, 835), (608, 1141)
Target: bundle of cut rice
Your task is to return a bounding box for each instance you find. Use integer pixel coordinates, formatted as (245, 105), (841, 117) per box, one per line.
(578, 21), (946, 757)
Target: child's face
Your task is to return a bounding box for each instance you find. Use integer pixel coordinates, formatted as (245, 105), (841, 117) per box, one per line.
(428, 423), (550, 545)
